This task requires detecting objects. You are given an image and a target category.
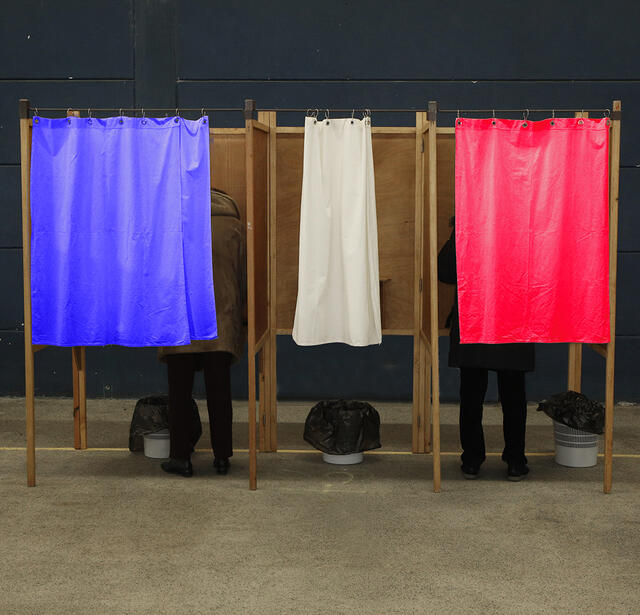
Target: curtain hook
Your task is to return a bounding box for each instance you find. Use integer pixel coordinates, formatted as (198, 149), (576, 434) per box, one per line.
(67, 107), (73, 115)
(34, 106), (39, 116)
(201, 107), (206, 117)
(604, 108), (611, 118)
(552, 109), (555, 118)
(323, 108), (330, 120)
(351, 109), (355, 119)
(523, 108), (529, 121)
(457, 109), (460, 118)
(492, 109), (496, 118)
(119, 108), (124, 116)
(141, 108), (145, 118)
(175, 108), (179, 117)
(87, 108), (92, 118)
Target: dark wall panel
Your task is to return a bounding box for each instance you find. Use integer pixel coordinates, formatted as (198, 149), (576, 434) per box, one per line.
(178, 81), (639, 165)
(619, 168), (640, 253)
(0, 82), (134, 164)
(177, 1), (640, 80)
(0, 332), (249, 398)
(0, 250), (23, 332)
(2, 0), (133, 79)
(0, 167), (22, 248)
(616, 253), (640, 336)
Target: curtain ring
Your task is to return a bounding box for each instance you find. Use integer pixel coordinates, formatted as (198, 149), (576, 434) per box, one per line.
(457, 109), (460, 118)
(175, 108), (179, 117)
(34, 106), (39, 116)
(323, 108), (330, 120)
(87, 108), (92, 118)
(604, 108), (611, 118)
(492, 109), (496, 118)
(141, 108), (145, 118)
(119, 108), (124, 116)
(523, 108), (529, 121)
(552, 109), (555, 118)
(363, 108), (371, 118)
(201, 107), (206, 117)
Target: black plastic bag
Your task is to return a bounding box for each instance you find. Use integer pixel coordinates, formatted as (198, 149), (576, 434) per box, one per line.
(536, 391), (604, 435)
(129, 395), (201, 452)
(303, 400), (381, 455)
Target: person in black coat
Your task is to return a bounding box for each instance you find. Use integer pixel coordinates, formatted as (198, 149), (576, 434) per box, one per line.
(438, 219), (533, 481)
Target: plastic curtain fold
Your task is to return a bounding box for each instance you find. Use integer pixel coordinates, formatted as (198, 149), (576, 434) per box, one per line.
(292, 117), (381, 346)
(30, 115), (217, 346)
(455, 117), (610, 344)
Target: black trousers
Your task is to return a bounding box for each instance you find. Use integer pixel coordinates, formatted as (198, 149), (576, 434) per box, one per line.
(459, 367), (527, 467)
(166, 352), (233, 461)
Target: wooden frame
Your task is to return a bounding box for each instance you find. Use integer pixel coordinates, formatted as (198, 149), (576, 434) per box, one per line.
(245, 105), (440, 491)
(431, 101), (622, 494)
(18, 99), (253, 486)
(19, 98), (621, 495)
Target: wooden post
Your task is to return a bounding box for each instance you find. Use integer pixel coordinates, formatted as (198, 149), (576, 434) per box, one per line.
(267, 111), (278, 451)
(257, 110), (270, 452)
(72, 347), (87, 449)
(245, 100), (258, 490)
(20, 99), (36, 487)
(567, 343), (583, 392)
(604, 100), (621, 494)
(412, 112), (427, 453)
(428, 101), (441, 492)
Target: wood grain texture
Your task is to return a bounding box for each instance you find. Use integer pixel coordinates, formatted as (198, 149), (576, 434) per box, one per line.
(210, 132), (247, 223)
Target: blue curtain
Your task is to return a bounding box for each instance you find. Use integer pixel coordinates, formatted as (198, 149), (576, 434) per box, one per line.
(30, 115), (217, 346)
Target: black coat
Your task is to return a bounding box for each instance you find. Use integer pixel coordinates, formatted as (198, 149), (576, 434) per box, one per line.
(438, 228), (535, 372)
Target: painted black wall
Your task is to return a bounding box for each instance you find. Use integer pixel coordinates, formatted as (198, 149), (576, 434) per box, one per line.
(1, 0), (639, 402)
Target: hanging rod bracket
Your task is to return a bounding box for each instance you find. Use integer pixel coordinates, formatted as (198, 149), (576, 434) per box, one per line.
(427, 101), (438, 122)
(19, 98), (30, 119)
(244, 99), (256, 120)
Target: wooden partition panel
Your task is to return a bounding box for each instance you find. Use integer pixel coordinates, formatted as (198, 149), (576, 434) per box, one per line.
(275, 131), (417, 332)
(210, 131), (247, 223)
(436, 132), (456, 331)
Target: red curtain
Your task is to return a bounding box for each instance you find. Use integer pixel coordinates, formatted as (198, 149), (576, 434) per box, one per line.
(455, 117), (610, 344)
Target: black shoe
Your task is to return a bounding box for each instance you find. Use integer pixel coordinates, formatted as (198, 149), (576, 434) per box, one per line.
(507, 463), (529, 482)
(461, 463), (480, 480)
(161, 458), (193, 477)
(213, 458), (230, 475)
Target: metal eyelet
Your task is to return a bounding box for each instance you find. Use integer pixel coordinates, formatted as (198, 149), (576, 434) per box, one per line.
(457, 120), (462, 125)
(174, 117), (179, 123)
(87, 118), (92, 125)
(34, 118), (39, 124)
(141, 119), (147, 125)
(119, 118), (123, 124)
(491, 120), (496, 125)
(203, 118), (207, 124)
(522, 122), (528, 127)
(578, 119), (584, 125)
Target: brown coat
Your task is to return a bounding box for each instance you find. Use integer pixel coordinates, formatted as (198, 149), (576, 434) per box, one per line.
(158, 190), (246, 364)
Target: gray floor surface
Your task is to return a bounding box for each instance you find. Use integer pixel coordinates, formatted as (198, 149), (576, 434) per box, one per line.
(1, 397), (639, 614)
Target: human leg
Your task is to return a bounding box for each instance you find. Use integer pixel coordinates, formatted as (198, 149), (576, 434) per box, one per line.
(459, 367), (489, 470)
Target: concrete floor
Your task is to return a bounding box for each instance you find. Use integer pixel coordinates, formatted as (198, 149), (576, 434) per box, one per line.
(1, 397), (639, 614)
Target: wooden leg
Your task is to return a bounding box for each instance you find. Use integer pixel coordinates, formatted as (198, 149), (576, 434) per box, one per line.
(25, 343), (35, 487)
(73, 347), (87, 449)
(269, 332), (278, 451)
(431, 358), (441, 493)
(258, 347), (268, 451)
(248, 353), (257, 490)
(568, 343), (583, 392)
(411, 334), (421, 453)
(604, 344), (615, 493)
(424, 345), (432, 454)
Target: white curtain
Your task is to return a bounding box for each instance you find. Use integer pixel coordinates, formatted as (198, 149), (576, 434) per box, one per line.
(293, 116), (381, 346)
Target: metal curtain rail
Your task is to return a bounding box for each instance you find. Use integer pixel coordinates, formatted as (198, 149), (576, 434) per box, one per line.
(439, 108), (611, 114)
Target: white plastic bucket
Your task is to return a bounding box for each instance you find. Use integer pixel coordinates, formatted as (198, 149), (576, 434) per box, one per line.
(553, 421), (598, 467)
(322, 452), (364, 465)
(143, 429), (170, 459)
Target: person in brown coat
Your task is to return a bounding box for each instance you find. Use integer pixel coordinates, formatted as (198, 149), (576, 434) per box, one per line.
(159, 189), (246, 477)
